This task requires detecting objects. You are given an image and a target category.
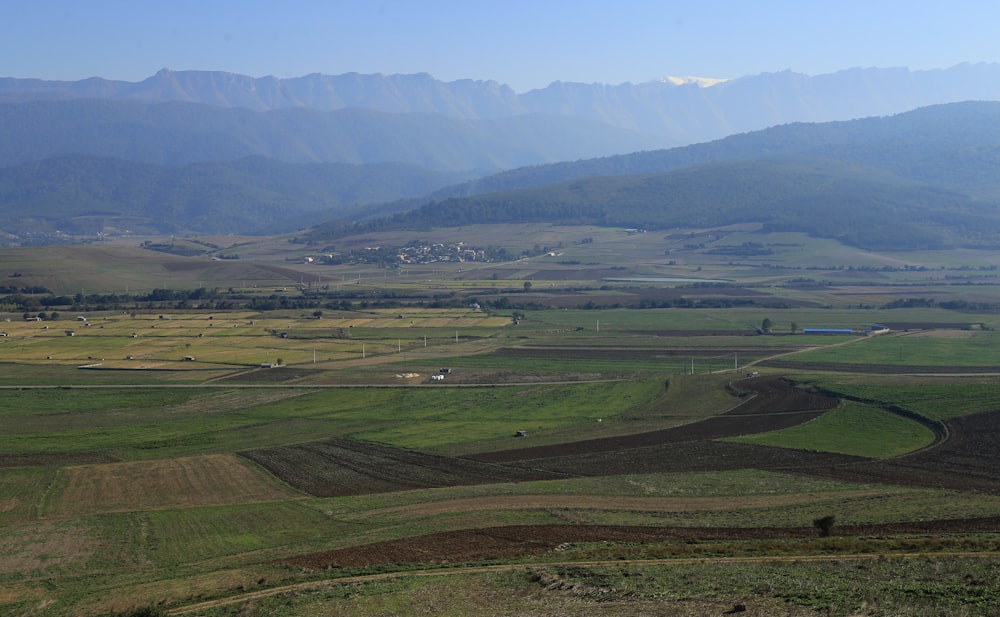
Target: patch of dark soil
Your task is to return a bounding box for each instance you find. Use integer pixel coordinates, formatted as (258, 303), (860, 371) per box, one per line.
(238, 439), (563, 497)
(759, 360), (1000, 374)
(504, 440), (866, 477)
(493, 346), (798, 360)
(0, 452), (118, 467)
(878, 322), (979, 330)
(213, 367), (328, 383)
(725, 376), (839, 415)
(275, 518), (1000, 570)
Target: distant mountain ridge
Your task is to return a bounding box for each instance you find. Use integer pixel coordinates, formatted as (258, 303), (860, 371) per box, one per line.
(0, 99), (663, 170)
(3, 64), (998, 145)
(2, 102), (997, 244)
(303, 102), (1000, 252)
(418, 101), (1000, 204)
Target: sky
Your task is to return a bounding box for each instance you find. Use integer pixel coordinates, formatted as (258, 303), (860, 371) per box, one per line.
(3, 0), (998, 92)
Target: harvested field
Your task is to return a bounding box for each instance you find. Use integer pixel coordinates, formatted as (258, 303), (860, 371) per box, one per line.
(46, 454), (299, 516)
(238, 439), (565, 497)
(0, 520), (97, 574)
(276, 518), (1000, 570)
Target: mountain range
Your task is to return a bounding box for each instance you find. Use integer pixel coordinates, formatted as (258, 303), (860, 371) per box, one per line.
(305, 101), (1000, 251)
(0, 66), (997, 246)
(3, 64), (998, 146)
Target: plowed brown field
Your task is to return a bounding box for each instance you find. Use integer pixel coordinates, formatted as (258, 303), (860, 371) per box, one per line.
(239, 439), (563, 497)
(277, 518), (1000, 570)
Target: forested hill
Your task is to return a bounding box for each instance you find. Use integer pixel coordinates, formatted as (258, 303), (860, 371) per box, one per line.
(303, 157), (999, 252)
(0, 156), (477, 237)
(298, 101), (1000, 252)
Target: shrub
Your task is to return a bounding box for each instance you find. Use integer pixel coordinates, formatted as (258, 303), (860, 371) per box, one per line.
(813, 515), (836, 537)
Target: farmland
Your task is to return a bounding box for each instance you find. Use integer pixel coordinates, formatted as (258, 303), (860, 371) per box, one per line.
(1, 225), (1000, 616)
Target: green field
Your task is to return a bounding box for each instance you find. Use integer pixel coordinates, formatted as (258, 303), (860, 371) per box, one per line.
(782, 329), (1000, 368)
(728, 400), (937, 457)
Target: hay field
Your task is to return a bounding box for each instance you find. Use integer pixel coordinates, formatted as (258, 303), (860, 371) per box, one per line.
(45, 454), (301, 517)
(0, 308), (510, 369)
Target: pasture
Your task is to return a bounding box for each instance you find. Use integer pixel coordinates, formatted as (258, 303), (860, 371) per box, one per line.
(2, 228), (1000, 616)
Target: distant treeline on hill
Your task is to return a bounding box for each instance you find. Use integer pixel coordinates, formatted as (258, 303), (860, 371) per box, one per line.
(6, 287), (1000, 316)
(302, 157), (1000, 251)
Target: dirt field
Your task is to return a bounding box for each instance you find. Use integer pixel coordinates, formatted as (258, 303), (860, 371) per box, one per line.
(239, 439), (563, 497)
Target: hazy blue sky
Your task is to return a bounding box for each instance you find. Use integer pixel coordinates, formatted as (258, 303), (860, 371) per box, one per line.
(4, 0), (998, 92)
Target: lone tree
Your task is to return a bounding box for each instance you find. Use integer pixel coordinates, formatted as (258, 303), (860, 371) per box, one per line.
(813, 515), (836, 537)
(761, 318), (773, 334)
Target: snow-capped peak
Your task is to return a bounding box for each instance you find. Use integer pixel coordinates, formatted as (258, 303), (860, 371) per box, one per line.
(657, 75), (728, 88)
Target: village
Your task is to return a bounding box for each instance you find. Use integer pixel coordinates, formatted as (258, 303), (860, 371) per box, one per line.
(317, 241), (505, 266)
